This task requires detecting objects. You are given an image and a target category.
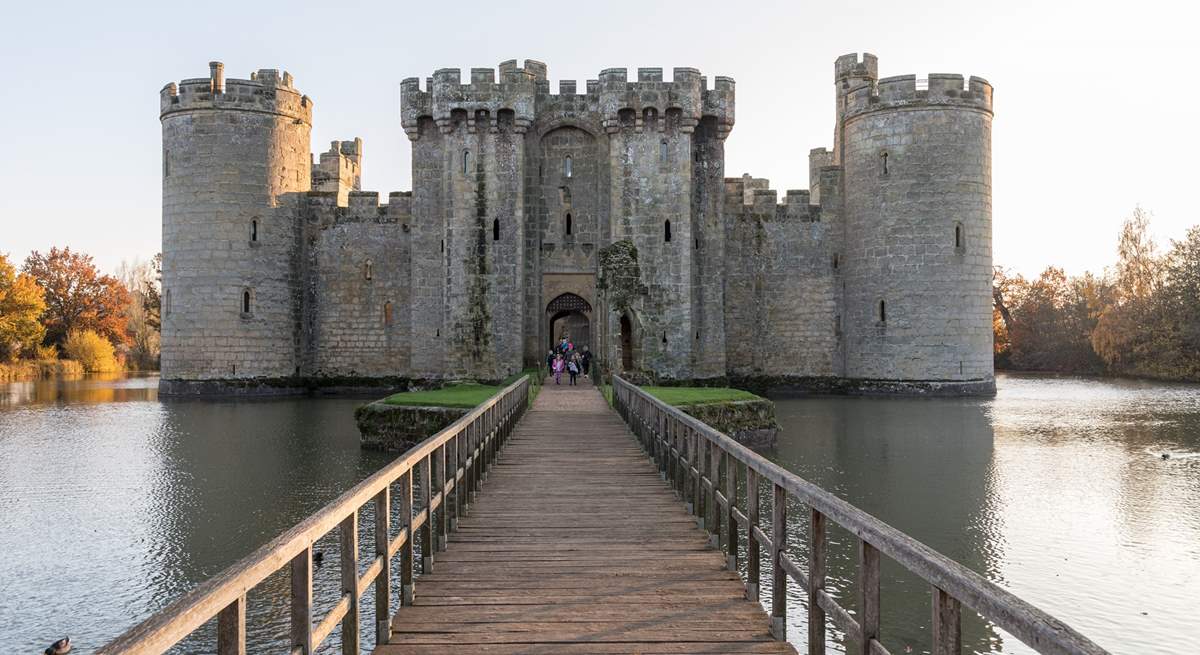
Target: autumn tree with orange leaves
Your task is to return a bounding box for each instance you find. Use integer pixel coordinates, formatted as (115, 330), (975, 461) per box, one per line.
(23, 247), (130, 350)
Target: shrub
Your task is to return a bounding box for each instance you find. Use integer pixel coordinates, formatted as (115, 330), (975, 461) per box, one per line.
(35, 344), (58, 361)
(63, 330), (121, 372)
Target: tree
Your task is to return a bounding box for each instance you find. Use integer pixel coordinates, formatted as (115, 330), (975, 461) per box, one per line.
(0, 253), (46, 361)
(23, 247), (130, 350)
(116, 254), (161, 370)
(1093, 207), (1164, 371)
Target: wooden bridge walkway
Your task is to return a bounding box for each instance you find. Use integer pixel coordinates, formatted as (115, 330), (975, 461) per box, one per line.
(98, 373), (1108, 655)
(376, 381), (794, 654)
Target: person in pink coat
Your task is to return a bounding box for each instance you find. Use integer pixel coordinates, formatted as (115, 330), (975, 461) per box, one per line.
(552, 353), (565, 385)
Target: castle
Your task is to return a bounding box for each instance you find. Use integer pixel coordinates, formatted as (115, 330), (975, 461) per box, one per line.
(159, 54), (994, 394)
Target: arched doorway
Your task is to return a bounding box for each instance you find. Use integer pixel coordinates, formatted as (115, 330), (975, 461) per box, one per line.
(547, 293), (592, 352)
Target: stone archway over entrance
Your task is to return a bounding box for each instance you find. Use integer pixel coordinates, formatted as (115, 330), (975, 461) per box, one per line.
(547, 293), (592, 352)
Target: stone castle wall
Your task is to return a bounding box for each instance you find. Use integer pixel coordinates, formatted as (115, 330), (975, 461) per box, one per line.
(722, 178), (839, 378)
(304, 192), (412, 377)
(160, 54), (995, 395)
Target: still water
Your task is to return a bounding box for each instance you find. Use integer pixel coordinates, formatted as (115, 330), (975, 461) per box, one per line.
(764, 374), (1200, 655)
(0, 373), (1197, 654)
(0, 375), (393, 653)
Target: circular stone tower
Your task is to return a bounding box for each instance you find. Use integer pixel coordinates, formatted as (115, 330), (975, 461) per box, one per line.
(836, 54), (994, 392)
(160, 62), (312, 389)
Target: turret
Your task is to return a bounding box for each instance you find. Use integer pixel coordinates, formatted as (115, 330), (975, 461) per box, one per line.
(159, 61), (312, 388)
(836, 54), (994, 392)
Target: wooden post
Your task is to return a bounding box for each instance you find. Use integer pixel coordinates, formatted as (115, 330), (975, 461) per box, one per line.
(339, 513), (360, 655)
(693, 430), (702, 526)
(374, 488), (390, 646)
(746, 467), (760, 602)
(462, 423), (474, 514)
(808, 508), (827, 655)
(932, 586), (962, 655)
(708, 442), (721, 549)
(725, 453), (738, 571)
(770, 483), (787, 640)
(435, 444), (448, 552)
(858, 541), (880, 655)
(666, 417), (676, 489)
(290, 547), (313, 654)
(447, 435), (458, 532)
(420, 456), (434, 574)
(216, 594), (246, 655)
(399, 471), (414, 605)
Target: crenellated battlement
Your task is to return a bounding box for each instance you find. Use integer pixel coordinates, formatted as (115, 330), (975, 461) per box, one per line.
(306, 188), (412, 227)
(835, 52), (878, 83)
(723, 175), (819, 222)
(842, 71), (992, 119)
(401, 61), (734, 139)
(160, 61), (311, 123)
(400, 59), (547, 139)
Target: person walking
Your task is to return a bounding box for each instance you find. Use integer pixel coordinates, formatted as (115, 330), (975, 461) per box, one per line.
(581, 347), (592, 378)
(545, 349), (555, 377)
(567, 355), (579, 386)
(552, 353), (565, 385)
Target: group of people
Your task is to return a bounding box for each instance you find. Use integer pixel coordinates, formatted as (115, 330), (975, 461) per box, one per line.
(547, 336), (592, 385)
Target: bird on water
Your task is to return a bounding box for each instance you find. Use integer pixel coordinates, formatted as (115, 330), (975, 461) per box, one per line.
(45, 637), (71, 655)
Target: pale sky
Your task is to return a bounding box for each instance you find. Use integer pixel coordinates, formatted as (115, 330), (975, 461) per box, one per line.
(0, 0), (1192, 278)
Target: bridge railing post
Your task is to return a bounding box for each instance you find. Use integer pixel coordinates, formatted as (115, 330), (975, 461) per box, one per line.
(420, 456), (434, 574)
(932, 586), (962, 655)
(725, 452), (738, 571)
(216, 594), (246, 655)
(290, 547), (313, 654)
(770, 483), (786, 641)
(859, 540), (880, 655)
(808, 507), (826, 655)
(746, 467), (760, 602)
(399, 470), (414, 605)
(435, 444), (448, 552)
(339, 513), (360, 655)
(708, 441), (721, 549)
(374, 487), (391, 645)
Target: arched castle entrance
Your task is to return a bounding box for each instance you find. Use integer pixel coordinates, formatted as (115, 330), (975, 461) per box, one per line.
(547, 293), (592, 353)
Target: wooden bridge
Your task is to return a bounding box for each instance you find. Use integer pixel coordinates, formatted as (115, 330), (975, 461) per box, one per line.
(98, 374), (1109, 655)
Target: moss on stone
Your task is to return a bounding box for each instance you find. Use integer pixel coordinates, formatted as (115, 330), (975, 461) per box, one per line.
(598, 239), (645, 314)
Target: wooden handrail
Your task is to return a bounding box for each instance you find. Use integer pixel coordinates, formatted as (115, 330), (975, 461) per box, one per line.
(612, 375), (1110, 655)
(97, 376), (531, 655)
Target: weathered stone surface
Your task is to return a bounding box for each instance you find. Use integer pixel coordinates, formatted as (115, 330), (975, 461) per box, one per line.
(680, 399), (780, 448)
(159, 53), (994, 397)
(355, 402), (468, 451)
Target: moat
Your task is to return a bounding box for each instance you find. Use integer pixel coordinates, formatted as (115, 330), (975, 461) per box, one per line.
(0, 374), (1196, 653)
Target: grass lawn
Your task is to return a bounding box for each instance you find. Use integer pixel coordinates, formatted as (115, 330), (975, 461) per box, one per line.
(381, 369), (542, 409)
(642, 386), (762, 406)
(381, 383), (503, 409)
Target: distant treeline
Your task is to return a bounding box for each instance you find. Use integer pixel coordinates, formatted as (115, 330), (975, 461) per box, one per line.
(0, 248), (160, 373)
(994, 207), (1200, 380)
